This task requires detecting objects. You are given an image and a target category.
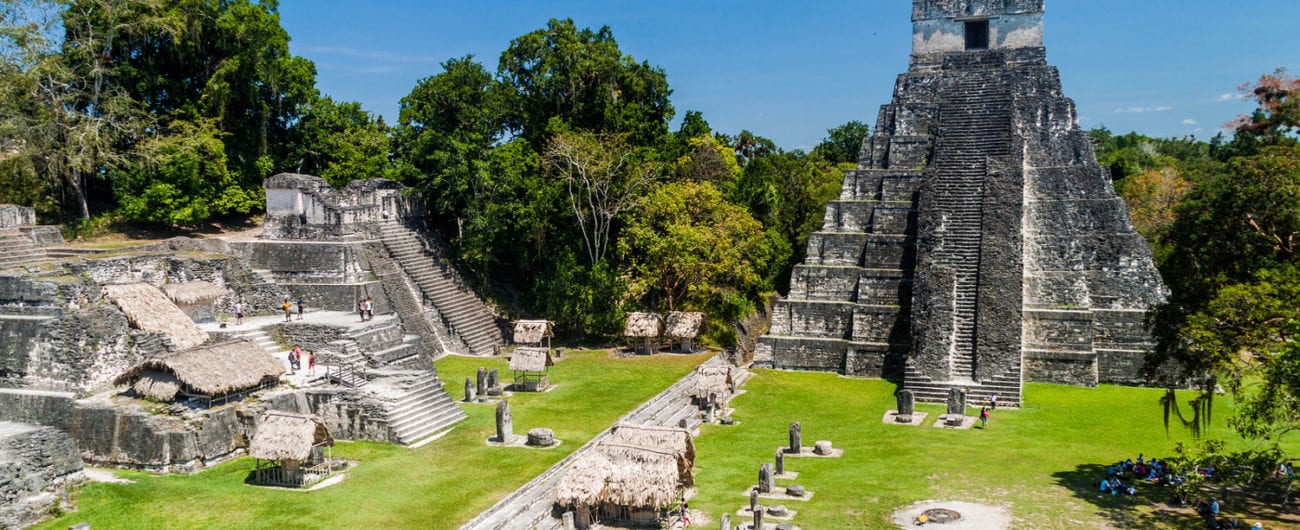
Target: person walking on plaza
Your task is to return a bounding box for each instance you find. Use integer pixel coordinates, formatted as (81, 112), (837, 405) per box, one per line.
(979, 406), (990, 429)
(990, 394), (998, 411)
(282, 298), (292, 322)
(307, 350), (317, 376)
(234, 301), (244, 325)
(296, 297), (305, 320)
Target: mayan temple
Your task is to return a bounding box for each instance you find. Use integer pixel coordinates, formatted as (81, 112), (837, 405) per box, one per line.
(755, 0), (1167, 405)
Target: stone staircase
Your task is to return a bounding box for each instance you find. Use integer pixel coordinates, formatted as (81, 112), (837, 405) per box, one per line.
(902, 364), (1022, 408)
(0, 231), (47, 267)
(461, 356), (746, 530)
(323, 340), (368, 387)
(927, 77), (1011, 378)
(377, 223), (503, 357)
(383, 371), (467, 446)
(367, 247), (459, 359)
(352, 318), (424, 368)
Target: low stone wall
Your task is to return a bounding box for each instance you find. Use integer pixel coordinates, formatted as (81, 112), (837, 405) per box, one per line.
(0, 389), (75, 430)
(0, 204), (36, 229)
(69, 402), (246, 472)
(0, 422), (84, 530)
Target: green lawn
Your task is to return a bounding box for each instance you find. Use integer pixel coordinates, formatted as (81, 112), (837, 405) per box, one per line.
(39, 349), (710, 530)
(689, 370), (1300, 529)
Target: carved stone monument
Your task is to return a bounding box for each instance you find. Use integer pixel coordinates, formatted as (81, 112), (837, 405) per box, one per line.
(788, 421), (801, 454)
(465, 377), (476, 402)
(753, 506), (764, 529)
(495, 400), (513, 442)
(756, 0), (1168, 407)
(476, 367), (488, 396)
(945, 388), (966, 427)
(758, 463), (774, 494)
(896, 389), (915, 423)
(487, 368), (502, 396)
(775, 449), (784, 475)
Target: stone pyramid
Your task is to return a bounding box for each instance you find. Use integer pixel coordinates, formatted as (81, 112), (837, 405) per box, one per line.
(756, 0), (1167, 405)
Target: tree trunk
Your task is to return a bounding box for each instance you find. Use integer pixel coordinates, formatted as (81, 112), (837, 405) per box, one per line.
(69, 170), (90, 220)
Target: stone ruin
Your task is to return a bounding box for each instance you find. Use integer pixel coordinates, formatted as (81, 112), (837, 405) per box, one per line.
(0, 175), (516, 524)
(788, 421), (802, 454)
(758, 462), (774, 493)
(896, 389), (915, 423)
(757, 0), (1168, 405)
(945, 388), (967, 427)
(495, 400), (513, 443)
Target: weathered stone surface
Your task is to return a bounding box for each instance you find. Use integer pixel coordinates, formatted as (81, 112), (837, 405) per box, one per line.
(0, 204), (36, 228)
(758, 463), (774, 493)
(896, 389), (915, 422)
(719, 513), (730, 530)
(465, 378), (476, 401)
(495, 401), (512, 442)
(768, 505), (789, 517)
(814, 440), (833, 455)
(526, 428), (555, 447)
(476, 367), (488, 397)
(787, 484), (806, 497)
(0, 422), (84, 530)
(753, 506), (764, 529)
(757, 0), (1167, 404)
(788, 421), (801, 453)
(750, 488), (759, 512)
(775, 449), (784, 475)
(946, 388), (966, 416)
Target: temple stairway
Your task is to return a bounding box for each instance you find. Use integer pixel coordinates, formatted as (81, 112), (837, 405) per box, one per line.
(0, 231), (47, 267)
(382, 370), (467, 446)
(461, 356), (749, 530)
(378, 223), (504, 357)
(903, 72), (1022, 406)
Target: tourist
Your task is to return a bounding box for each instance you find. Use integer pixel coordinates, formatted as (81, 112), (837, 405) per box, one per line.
(979, 406), (989, 429)
(282, 298), (292, 322)
(288, 346), (300, 375)
(1285, 462), (1294, 481)
(296, 297), (305, 320)
(382, 209), (390, 221)
(307, 350), (316, 376)
(357, 299), (365, 322)
(989, 394), (998, 410)
(234, 301), (244, 325)
(365, 297), (374, 321)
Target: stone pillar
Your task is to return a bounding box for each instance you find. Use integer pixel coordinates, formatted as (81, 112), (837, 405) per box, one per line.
(465, 378), (476, 402)
(758, 463), (773, 493)
(750, 488), (759, 512)
(562, 511), (575, 530)
(720, 513), (730, 530)
(788, 421), (801, 453)
(487, 368), (499, 390)
(896, 389), (915, 422)
(946, 388), (966, 426)
(753, 505), (764, 529)
(775, 449), (784, 476)
(495, 400), (513, 443)
(705, 403), (715, 423)
(476, 367), (487, 396)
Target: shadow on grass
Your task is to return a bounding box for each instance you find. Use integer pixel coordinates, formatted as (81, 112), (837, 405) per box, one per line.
(1052, 463), (1203, 529)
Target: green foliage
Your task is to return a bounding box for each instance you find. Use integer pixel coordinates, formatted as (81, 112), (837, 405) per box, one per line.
(113, 119), (259, 227)
(498, 18), (673, 146)
(618, 181), (773, 337)
(533, 252), (627, 337)
(290, 96), (393, 187)
(813, 120), (870, 165)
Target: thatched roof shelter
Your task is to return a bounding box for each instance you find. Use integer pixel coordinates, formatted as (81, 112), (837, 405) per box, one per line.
(664, 312), (704, 339)
(513, 320), (553, 345)
(556, 424), (695, 510)
(113, 339), (285, 401)
(690, 365), (734, 400)
(103, 283), (208, 350)
(623, 312), (663, 338)
(249, 411), (333, 462)
(510, 347), (553, 372)
(161, 281), (225, 305)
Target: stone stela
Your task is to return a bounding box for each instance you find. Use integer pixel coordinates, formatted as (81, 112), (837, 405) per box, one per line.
(756, 0), (1168, 408)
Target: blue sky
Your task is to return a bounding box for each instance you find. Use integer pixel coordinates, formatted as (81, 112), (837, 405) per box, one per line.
(279, 1), (1299, 150)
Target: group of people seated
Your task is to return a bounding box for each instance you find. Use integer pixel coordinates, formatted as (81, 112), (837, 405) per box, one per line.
(1100, 453), (1183, 496)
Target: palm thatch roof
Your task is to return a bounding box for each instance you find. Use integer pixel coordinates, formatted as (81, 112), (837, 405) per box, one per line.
(690, 365), (733, 400)
(509, 347), (553, 372)
(161, 281), (225, 305)
(103, 283), (208, 350)
(248, 411), (333, 461)
(512, 320), (553, 344)
(132, 371), (182, 401)
(664, 312), (705, 339)
(623, 312), (663, 338)
(113, 339), (285, 400)
(556, 424), (695, 509)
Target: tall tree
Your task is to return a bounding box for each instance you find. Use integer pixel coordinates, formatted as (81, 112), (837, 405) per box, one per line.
(813, 120), (870, 165)
(291, 96), (392, 187)
(543, 130), (657, 265)
(499, 18), (673, 146)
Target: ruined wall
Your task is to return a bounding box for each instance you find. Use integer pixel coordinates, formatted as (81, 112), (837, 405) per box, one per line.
(0, 204), (36, 229)
(68, 401), (247, 472)
(227, 240), (388, 314)
(0, 423), (84, 530)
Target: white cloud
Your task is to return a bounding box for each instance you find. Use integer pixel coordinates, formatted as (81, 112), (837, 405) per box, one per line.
(1114, 106), (1173, 113)
(1217, 92), (1247, 102)
(1183, 118), (1197, 125)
